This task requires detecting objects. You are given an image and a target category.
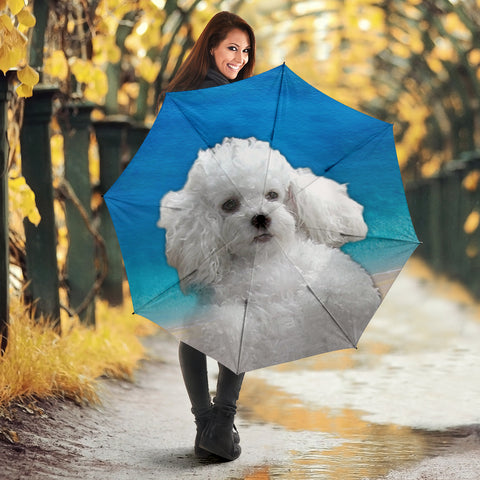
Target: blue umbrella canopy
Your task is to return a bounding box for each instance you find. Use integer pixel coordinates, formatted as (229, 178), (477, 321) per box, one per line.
(104, 64), (419, 373)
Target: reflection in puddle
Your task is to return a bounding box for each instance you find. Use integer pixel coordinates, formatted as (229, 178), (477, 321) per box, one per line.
(235, 262), (480, 479)
(240, 376), (475, 479)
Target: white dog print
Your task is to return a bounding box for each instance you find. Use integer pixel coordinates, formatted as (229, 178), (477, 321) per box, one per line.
(158, 137), (381, 372)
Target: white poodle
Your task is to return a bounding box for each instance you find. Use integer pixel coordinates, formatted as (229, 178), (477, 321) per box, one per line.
(158, 137), (381, 373)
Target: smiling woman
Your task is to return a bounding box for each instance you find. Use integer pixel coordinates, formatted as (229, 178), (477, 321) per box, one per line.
(163, 11), (255, 94)
(210, 29), (251, 80)
(159, 11), (257, 463)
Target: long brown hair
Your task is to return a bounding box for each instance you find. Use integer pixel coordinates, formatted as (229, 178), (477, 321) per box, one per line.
(165, 11), (256, 94)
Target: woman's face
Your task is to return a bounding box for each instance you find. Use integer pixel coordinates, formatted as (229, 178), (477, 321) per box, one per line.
(211, 28), (251, 80)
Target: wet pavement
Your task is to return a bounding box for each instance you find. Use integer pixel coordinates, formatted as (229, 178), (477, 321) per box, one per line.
(236, 258), (480, 479)
(3, 258), (480, 479)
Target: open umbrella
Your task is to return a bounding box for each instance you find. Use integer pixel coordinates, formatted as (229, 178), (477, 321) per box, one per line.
(104, 64), (419, 373)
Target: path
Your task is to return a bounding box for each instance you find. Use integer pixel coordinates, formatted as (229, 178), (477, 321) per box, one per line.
(1, 259), (480, 479)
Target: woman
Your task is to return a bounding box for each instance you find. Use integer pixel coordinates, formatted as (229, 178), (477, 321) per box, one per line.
(163, 11), (256, 461)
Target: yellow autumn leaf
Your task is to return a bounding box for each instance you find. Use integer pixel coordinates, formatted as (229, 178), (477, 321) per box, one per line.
(0, 0), (7, 10)
(0, 46), (11, 74)
(84, 68), (108, 102)
(137, 56), (160, 83)
(16, 83), (33, 97)
(93, 68), (108, 95)
(462, 170), (480, 192)
(426, 55), (444, 74)
(0, 13), (14, 31)
(7, 0), (24, 15)
(8, 176), (41, 226)
(92, 36), (121, 64)
(464, 211), (480, 234)
(71, 58), (91, 83)
(124, 34), (143, 54)
(17, 64), (39, 87)
(0, 41), (25, 73)
(467, 49), (480, 66)
(44, 50), (69, 81)
(16, 8), (36, 28)
(50, 133), (64, 170)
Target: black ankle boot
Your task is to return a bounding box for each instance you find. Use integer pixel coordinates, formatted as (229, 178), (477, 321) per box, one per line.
(199, 405), (241, 461)
(194, 410), (212, 458)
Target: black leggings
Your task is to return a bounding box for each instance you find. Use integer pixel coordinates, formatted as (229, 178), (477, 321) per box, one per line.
(178, 341), (245, 418)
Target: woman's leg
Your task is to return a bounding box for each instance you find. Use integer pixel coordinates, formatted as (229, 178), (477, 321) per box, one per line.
(200, 364), (245, 460)
(214, 363), (244, 413)
(178, 341), (211, 415)
(178, 341), (212, 456)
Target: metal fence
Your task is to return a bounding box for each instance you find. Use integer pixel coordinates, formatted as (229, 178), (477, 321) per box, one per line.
(1, 77), (148, 353)
(406, 151), (480, 298)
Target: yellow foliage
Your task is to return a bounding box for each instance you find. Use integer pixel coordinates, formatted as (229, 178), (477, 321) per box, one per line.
(16, 7), (35, 27)
(0, 2), (38, 97)
(466, 243), (478, 259)
(0, 296), (158, 407)
(92, 35), (121, 64)
(467, 49), (480, 66)
(464, 211), (480, 235)
(137, 56), (161, 83)
(426, 55), (445, 75)
(44, 50), (69, 81)
(15, 83), (33, 97)
(0, 28), (26, 73)
(17, 64), (39, 86)
(443, 12), (471, 41)
(70, 58), (92, 83)
(463, 171), (480, 192)
(433, 37), (457, 62)
(420, 156), (442, 177)
(84, 68), (108, 103)
(7, 0), (23, 15)
(8, 176), (41, 226)
(50, 133), (65, 171)
(0, 13), (14, 30)
(71, 58), (109, 103)
(88, 133), (100, 186)
(390, 41), (412, 59)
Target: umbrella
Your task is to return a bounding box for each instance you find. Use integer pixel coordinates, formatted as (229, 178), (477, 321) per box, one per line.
(104, 64), (419, 373)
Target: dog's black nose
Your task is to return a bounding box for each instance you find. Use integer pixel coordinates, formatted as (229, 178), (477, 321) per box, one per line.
(251, 214), (271, 229)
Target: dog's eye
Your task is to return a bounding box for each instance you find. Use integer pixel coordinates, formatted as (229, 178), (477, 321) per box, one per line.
(265, 191), (279, 201)
(221, 198), (240, 213)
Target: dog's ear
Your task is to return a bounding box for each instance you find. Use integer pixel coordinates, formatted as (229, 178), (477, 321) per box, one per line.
(287, 168), (368, 247)
(158, 190), (224, 291)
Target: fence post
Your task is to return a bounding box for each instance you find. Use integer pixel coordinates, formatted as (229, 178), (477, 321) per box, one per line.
(0, 73), (13, 354)
(58, 102), (97, 326)
(127, 122), (149, 163)
(93, 117), (130, 306)
(462, 154), (480, 296)
(20, 86), (61, 329)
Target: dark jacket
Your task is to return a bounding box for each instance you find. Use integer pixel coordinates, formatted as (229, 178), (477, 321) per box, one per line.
(199, 68), (230, 89)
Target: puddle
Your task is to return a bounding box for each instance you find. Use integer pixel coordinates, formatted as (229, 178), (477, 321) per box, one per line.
(240, 376), (478, 479)
(235, 266), (480, 479)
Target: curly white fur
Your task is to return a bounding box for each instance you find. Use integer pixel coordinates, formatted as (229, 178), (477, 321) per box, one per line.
(158, 137), (381, 373)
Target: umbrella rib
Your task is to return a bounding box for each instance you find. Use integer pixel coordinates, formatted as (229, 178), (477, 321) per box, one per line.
(261, 64), (286, 205)
(273, 238), (357, 348)
(305, 285), (357, 348)
(236, 299), (249, 373)
(236, 247), (260, 373)
(135, 239), (234, 313)
(323, 124), (391, 174)
(268, 62), (286, 145)
(170, 96), (262, 213)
